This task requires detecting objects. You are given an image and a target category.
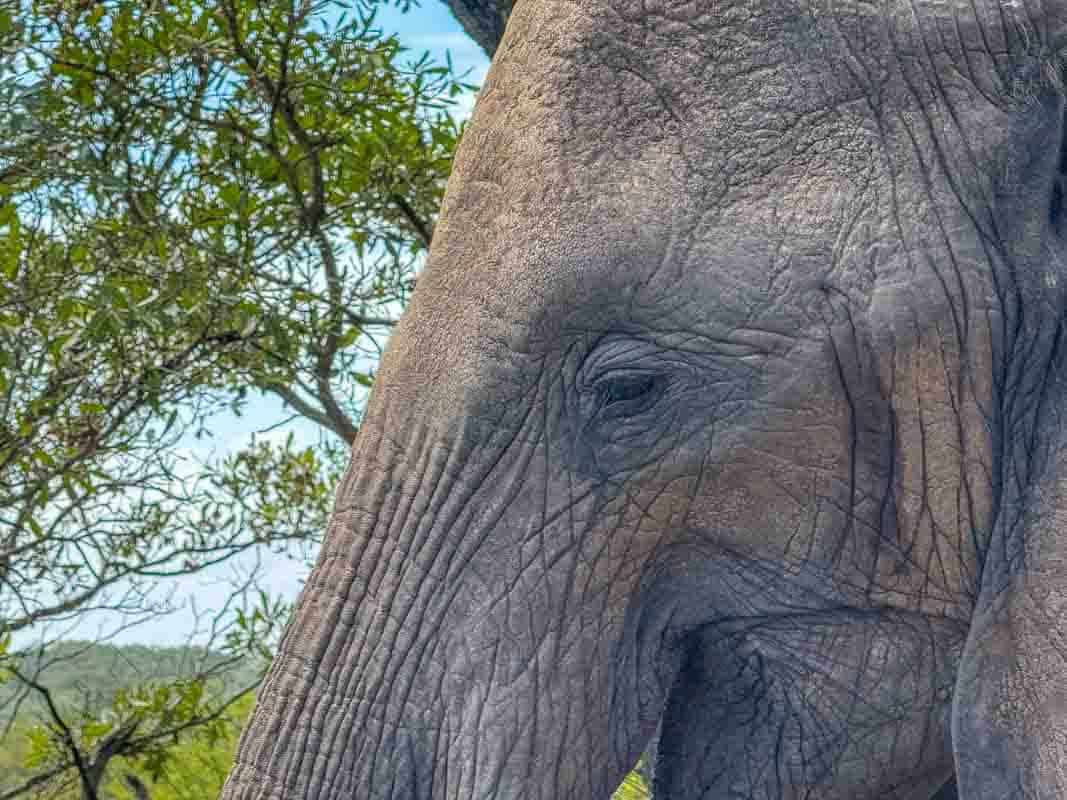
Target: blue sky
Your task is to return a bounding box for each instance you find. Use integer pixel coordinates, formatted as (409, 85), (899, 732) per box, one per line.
(375, 1), (492, 108)
(45, 1), (492, 649)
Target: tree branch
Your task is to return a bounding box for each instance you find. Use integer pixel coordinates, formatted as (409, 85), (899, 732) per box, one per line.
(261, 380), (352, 443)
(390, 192), (433, 249)
(10, 668), (98, 800)
(0, 761), (72, 800)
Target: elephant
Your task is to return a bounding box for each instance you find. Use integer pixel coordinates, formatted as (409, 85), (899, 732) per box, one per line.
(220, 1), (1067, 797)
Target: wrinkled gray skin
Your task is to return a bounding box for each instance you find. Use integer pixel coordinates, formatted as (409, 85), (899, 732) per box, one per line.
(221, 2), (1067, 798)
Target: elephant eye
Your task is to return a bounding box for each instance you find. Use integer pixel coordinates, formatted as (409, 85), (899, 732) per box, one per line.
(594, 373), (665, 420)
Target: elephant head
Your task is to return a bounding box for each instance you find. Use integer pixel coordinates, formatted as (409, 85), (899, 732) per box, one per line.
(221, 2), (1067, 797)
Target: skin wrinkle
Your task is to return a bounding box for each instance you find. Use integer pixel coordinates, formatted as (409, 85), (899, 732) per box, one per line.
(229, 415), (407, 796)
(341, 398), (533, 797)
(443, 426), (593, 797)
(275, 426), (404, 786)
(416, 413), (546, 797)
(337, 438), (454, 797)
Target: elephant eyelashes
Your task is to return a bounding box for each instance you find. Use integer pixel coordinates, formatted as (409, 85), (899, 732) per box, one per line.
(592, 373), (666, 420)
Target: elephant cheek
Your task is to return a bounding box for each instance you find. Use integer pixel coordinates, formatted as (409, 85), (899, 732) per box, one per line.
(678, 345), (861, 582)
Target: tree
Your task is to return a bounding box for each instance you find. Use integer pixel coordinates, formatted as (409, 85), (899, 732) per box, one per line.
(0, 0), (474, 795)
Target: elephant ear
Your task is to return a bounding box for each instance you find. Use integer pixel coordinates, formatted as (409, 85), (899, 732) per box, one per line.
(443, 0), (513, 56)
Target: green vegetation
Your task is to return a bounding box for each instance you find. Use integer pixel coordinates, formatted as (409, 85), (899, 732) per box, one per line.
(0, 0), (468, 642)
(613, 767), (651, 800)
(0, 0), (473, 795)
(103, 693), (254, 800)
(0, 641), (259, 799)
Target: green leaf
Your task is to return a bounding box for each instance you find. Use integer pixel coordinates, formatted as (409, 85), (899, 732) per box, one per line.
(82, 719), (115, 742)
(613, 769), (650, 800)
(0, 4), (461, 786)
(218, 183), (241, 209)
(0, 205), (20, 279)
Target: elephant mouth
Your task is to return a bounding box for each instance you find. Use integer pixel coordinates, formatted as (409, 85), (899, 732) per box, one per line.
(647, 603), (965, 798)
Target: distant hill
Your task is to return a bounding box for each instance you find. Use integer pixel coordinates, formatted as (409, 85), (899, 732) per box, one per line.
(0, 640), (262, 719)
(0, 642), (263, 798)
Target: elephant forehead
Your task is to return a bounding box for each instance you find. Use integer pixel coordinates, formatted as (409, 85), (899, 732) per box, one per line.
(426, 15), (869, 331)
(394, 0), (1061, 411)
(411, 155), (855, 401)
(496, 0), (1054, 142)
(462, 0), (1056, 207)
(429, 0), (1058, 311)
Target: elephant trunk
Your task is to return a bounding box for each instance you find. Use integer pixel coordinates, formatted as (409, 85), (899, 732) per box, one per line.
(220, 360), (662, 799)
(219, 397), (470, 798)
